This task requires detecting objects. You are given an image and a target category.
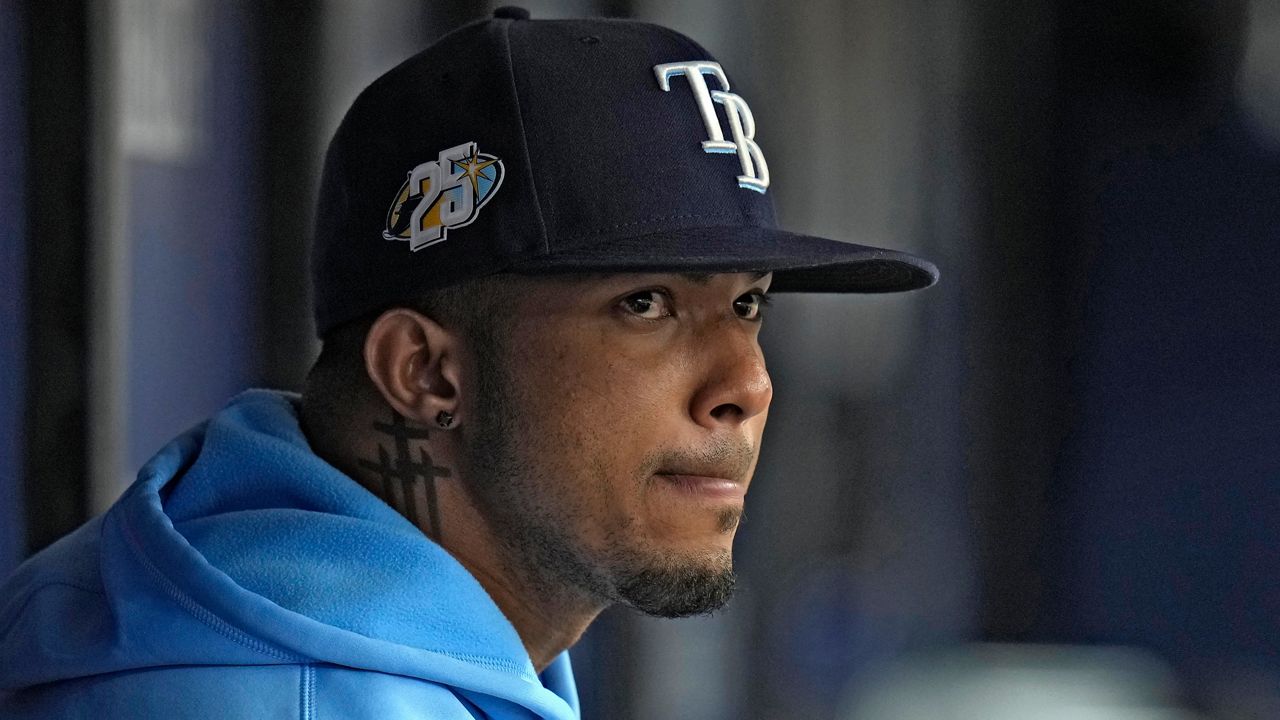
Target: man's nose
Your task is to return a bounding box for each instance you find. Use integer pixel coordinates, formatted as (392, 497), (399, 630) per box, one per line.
(688, 325), (773, 430)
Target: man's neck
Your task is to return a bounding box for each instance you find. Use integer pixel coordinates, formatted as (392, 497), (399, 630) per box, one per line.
(426, 477), (603, 672)
(309, 409), (601, 673)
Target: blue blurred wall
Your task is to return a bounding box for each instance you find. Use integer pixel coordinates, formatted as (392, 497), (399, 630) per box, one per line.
(123, 3), (264, 477)
(1049, 106), (1280, 672)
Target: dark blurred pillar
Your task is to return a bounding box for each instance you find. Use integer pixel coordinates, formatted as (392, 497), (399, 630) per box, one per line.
(255, 0), (325, 390)
(1, 0), (28, 574)
(22, 0), (91, 554)
(962, 0), (1075, 642)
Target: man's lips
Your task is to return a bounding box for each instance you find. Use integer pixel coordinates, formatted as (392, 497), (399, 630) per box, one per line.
(654, 473), (747, 500)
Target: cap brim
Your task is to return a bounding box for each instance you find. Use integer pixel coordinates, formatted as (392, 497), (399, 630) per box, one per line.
(506, 226), (938, 293)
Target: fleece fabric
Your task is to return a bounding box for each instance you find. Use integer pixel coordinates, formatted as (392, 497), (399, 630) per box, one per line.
(0, 390), (579, 719)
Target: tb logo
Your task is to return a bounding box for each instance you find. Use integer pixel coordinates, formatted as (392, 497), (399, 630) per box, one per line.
(654, 61), (770, 193)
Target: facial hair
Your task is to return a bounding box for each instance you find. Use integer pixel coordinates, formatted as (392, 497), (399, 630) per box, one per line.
(460, 326), (739, 618)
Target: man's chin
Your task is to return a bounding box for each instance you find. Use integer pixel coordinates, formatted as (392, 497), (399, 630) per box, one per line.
(611, 550), (736, 618)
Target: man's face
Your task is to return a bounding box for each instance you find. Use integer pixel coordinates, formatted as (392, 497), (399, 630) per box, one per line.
(461, 271), (773, 617)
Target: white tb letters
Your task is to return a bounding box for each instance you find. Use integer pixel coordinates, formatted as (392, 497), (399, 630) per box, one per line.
(654, 61), (770, 193)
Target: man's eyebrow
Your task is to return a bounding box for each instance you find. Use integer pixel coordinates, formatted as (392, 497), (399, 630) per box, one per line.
(677, 271), (771, 285)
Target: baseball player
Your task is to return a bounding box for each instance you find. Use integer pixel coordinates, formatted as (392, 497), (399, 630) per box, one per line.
(0, 8), (936, 718)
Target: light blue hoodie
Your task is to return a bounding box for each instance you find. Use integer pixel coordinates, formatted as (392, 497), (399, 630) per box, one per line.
(0, 390), (579, 719)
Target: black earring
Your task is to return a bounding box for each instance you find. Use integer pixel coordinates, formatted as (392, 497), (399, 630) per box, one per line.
(435, 411), (454, 429)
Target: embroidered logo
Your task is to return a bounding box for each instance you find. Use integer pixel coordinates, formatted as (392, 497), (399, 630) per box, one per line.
(384, 141), (504, 251)
(654, 61), (769, 193)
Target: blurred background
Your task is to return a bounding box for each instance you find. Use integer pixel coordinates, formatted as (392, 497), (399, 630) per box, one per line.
(3, 0), (1279, 718)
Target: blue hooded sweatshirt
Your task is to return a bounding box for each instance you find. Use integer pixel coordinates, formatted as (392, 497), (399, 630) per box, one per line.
(0, 390), (579, 719)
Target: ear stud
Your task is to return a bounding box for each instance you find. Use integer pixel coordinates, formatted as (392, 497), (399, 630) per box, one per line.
(435, 411), (455, 429)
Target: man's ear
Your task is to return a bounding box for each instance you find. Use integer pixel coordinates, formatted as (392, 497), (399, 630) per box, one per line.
(363, 308), (464, 427)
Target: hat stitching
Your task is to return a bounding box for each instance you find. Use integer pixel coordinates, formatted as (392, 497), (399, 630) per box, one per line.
(499, 18), (550, 255)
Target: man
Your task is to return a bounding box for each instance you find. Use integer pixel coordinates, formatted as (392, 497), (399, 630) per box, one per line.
(0, 7), (935, 718)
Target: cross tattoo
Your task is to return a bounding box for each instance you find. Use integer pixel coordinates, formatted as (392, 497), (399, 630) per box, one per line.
(358, 412), (452, 540)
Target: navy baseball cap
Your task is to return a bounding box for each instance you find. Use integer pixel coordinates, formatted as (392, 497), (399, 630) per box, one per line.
(312, 6), (938, 336)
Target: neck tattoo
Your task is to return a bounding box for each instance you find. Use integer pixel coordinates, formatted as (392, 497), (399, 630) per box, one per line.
(357, 411), (451, 542)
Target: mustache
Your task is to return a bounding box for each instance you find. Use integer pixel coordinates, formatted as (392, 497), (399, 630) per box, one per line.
(640, 435), (757, 483)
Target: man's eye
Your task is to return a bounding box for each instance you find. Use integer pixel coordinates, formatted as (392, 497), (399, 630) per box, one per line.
(619, 290), (671, 320)
(733, 292), (769, 320)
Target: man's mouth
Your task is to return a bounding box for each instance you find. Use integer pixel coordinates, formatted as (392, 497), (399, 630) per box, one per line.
(654, 472), (747, 501)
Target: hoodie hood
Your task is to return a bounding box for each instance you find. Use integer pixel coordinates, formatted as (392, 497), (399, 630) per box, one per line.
(0, 390), (577, 719)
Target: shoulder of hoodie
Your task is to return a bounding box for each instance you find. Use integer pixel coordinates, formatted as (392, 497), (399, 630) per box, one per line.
(0, 663), (496, 719)
(0, 514), (107, 646)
